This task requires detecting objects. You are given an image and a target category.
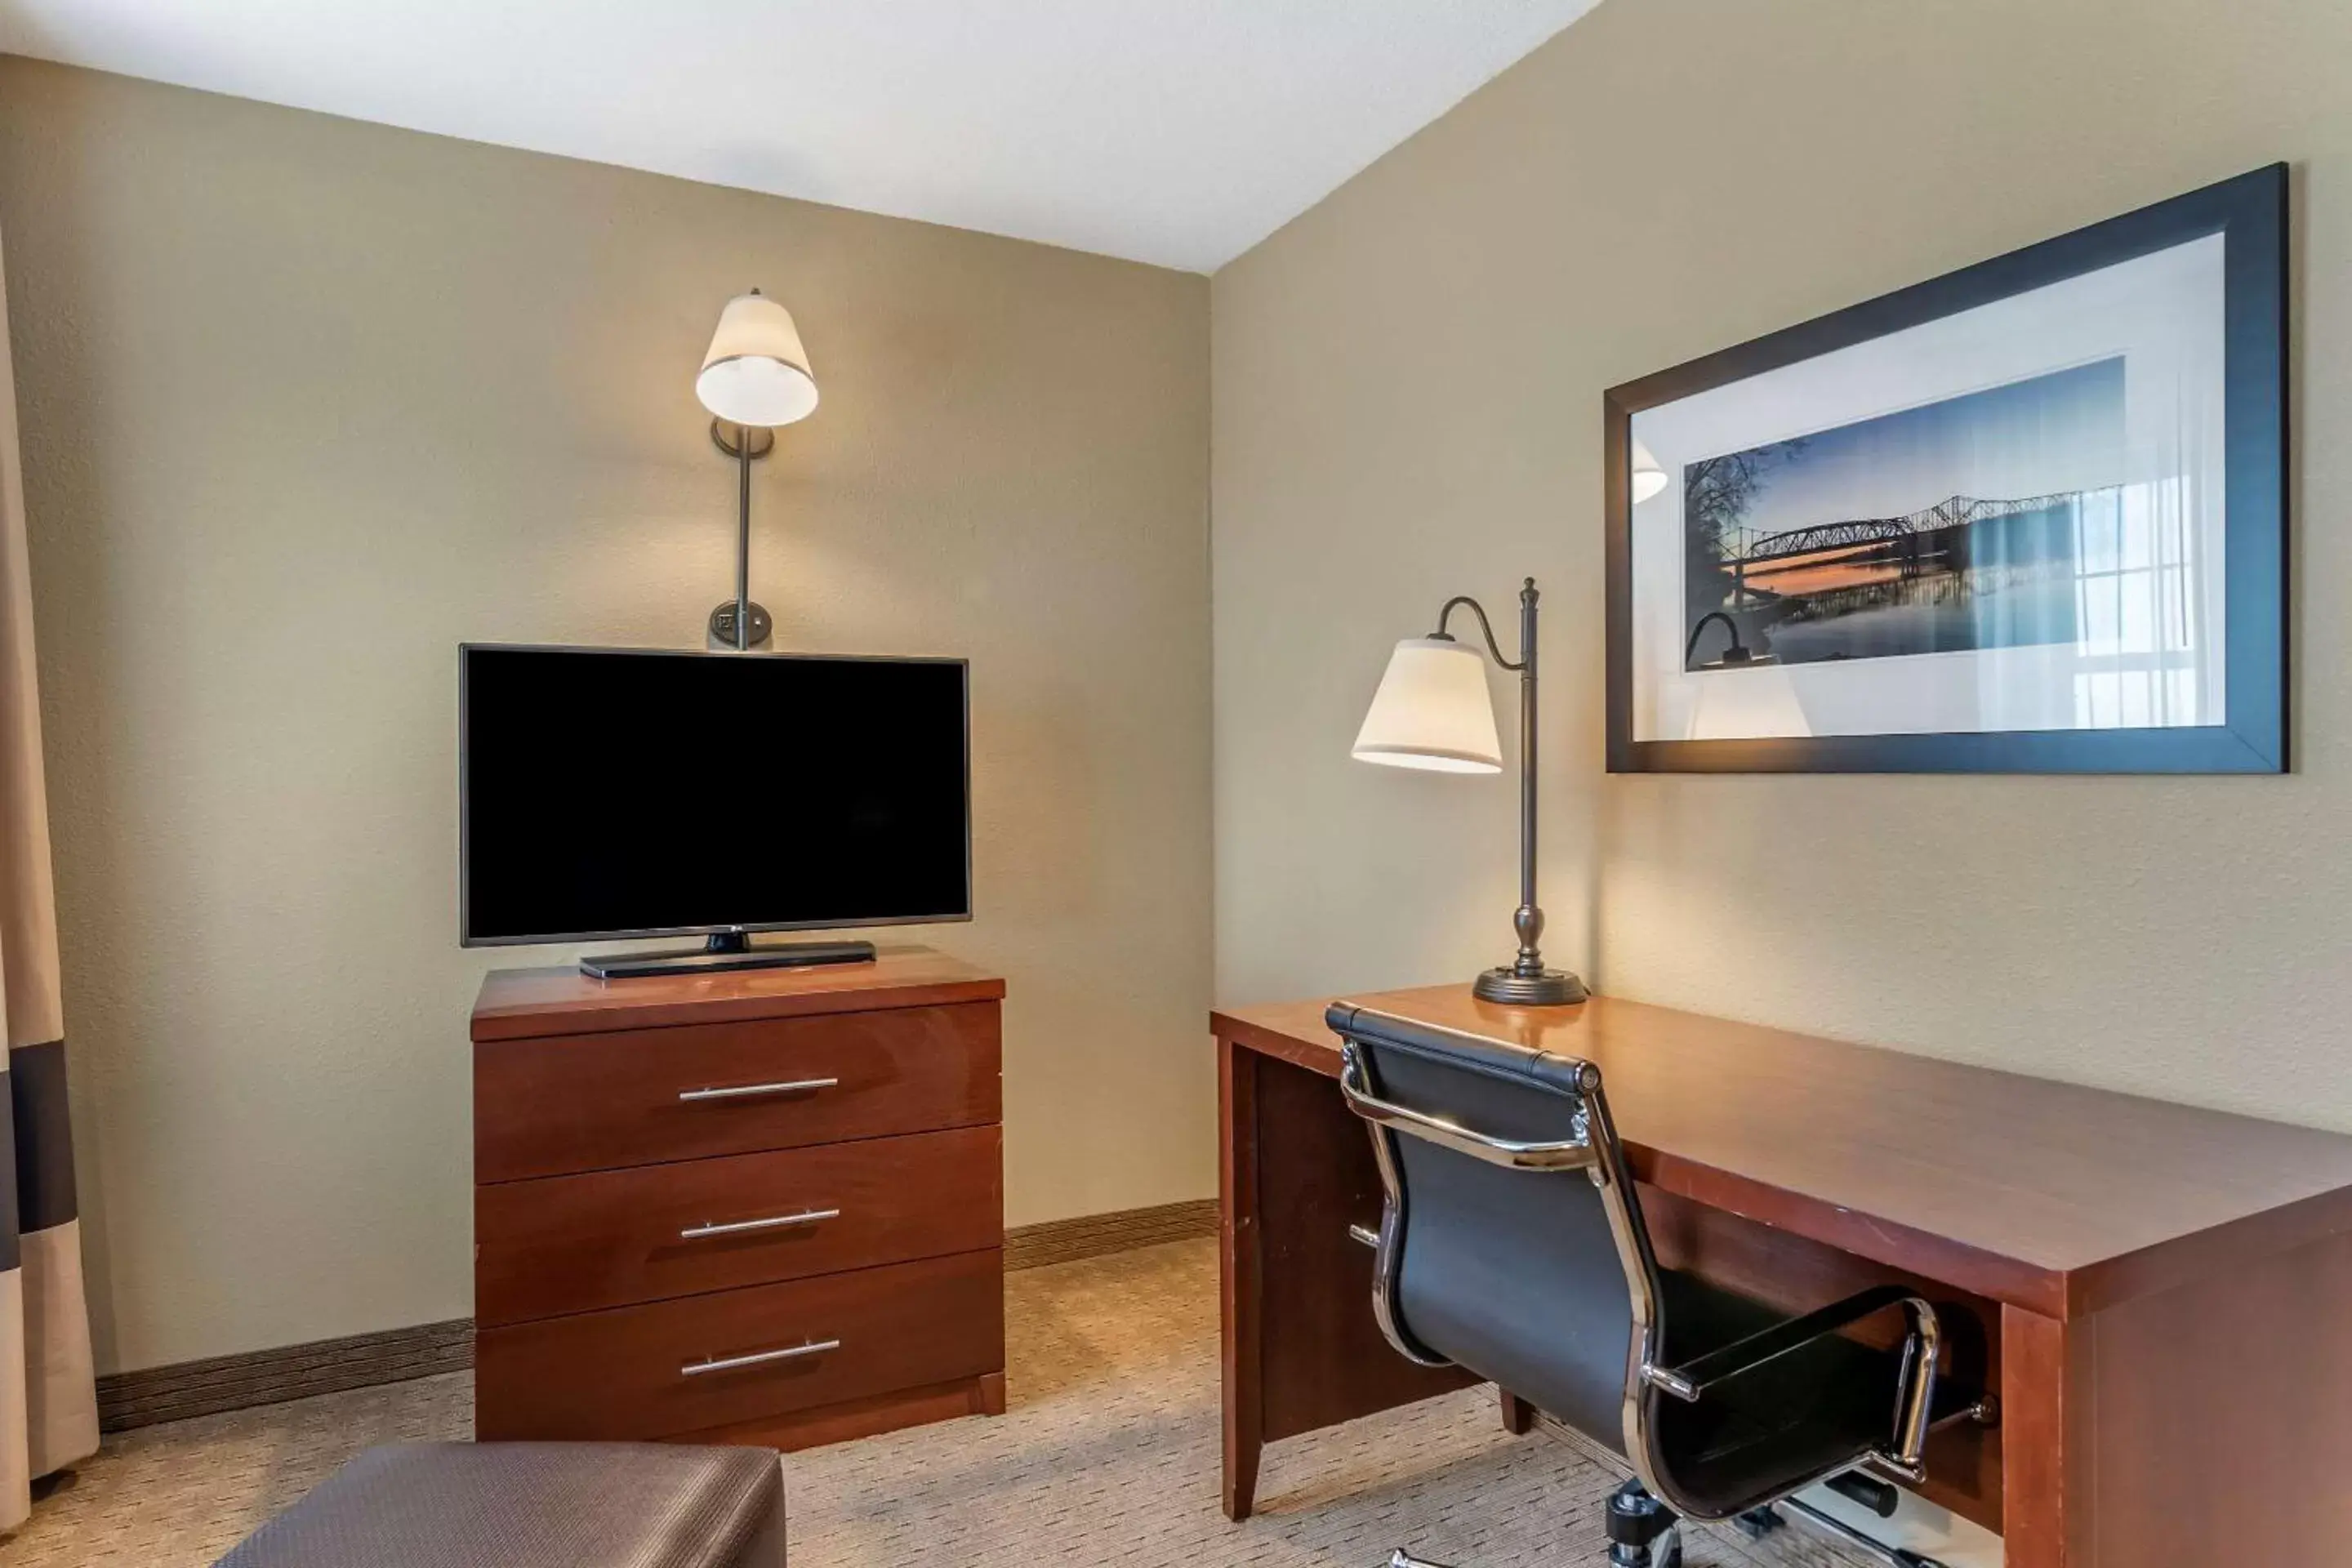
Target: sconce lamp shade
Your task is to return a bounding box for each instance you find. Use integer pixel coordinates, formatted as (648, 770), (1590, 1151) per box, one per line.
(697, 291), (818, 428)
(1631, 438), (1670, 504)
(1351, 638), (1503, 773)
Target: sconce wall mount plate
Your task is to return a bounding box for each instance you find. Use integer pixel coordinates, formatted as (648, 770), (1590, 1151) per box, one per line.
(710, 421), (777, 461)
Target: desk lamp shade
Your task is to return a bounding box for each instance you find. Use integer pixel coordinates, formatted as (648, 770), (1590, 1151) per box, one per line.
(697, 291), (818, 428)
(1352, 638), (1503, 773)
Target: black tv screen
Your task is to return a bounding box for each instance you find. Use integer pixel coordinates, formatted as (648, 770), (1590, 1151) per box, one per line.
(461, 645), (970, 945)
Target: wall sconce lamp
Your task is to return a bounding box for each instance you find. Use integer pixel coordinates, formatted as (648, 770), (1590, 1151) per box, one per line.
(1352, 577), (1587, 1007)
(1684, 608), (1777, 670)
(696, 290), (819, 650)
(1631, 438), (1670, 504)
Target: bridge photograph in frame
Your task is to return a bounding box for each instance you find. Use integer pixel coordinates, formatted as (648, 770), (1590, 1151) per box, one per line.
(1605, 164), (2287, 774)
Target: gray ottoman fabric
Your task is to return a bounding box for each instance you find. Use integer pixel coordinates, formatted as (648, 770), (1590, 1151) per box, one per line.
(212, 1443), (784, 1568)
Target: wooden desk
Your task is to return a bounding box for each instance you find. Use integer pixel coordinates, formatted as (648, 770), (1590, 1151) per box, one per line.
(1215, 986), (2352, 1566)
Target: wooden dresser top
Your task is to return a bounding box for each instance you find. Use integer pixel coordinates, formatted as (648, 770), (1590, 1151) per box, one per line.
(473, 945), (1004, 1041)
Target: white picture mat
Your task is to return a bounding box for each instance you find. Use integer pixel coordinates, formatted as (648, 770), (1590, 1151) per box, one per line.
(1628, 234), (2228, 744)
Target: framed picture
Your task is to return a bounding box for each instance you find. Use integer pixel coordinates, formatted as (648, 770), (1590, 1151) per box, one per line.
(1605, 165), (2287, 773)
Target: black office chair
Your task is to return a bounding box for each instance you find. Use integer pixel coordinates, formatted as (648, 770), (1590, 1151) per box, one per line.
(1330, 1003), (1974, 1568)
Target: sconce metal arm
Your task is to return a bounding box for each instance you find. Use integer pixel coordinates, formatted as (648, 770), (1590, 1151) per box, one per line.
(1432, 596), (1526, 671)
(1683, 609), (1748, 666)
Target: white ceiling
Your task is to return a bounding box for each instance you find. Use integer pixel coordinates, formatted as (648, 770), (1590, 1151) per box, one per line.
(0, 0), (1601, 274)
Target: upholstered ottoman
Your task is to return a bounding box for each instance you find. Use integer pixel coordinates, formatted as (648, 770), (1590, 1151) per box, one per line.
(213, 1443), (784, 1567)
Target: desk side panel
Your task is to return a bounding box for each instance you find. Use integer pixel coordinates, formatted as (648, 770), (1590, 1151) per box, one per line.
(2075, 1222), (2352, 1566)
(1254, 1051), (1479, 1443)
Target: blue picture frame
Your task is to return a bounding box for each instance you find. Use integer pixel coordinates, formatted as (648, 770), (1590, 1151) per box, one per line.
(1605, 164), (2287, 774)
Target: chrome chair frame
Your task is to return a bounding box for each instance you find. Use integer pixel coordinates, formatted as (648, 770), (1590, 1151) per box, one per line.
(1335, 1011), (1944, 1523)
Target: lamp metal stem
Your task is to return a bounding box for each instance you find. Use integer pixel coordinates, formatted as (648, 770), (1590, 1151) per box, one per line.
(1435, 576), (1584, 1008)
(1517, 578), (1539, 971)
(735, 432), (752, 652)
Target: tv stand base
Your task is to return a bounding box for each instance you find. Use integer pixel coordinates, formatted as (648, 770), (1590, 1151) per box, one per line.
(579, 933), (878, 980)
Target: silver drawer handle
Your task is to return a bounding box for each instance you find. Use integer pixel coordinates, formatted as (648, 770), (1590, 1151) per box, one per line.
(679, 1207), (840, 1242)
(679, 1339), (840, 1379)
(677, 1076), (839, 1103)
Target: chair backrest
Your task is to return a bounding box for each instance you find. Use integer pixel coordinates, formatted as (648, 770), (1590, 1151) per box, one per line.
(1329, 1003), (1665, 1459)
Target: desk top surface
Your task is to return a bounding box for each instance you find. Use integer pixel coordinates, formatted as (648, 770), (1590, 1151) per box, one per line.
(473, 945), (1003, 1040)
(1214, 984), (2352, 1319)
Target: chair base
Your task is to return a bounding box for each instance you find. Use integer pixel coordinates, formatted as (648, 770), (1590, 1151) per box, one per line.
(1381, 1549), (1684, 1568)
(1385, 1478), (1684, 1568)
(1771, 1497), (1952, 1568)
(1606, 1529), (1680, 1568)
(1605, 1479), (1682, 1568)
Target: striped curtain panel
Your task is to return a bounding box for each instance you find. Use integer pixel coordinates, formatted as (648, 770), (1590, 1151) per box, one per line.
(0, 222), (100, 1533)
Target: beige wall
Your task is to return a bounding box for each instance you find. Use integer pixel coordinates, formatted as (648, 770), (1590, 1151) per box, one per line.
(0, 57), (1213, 1374)
(1214, 0), (2352, 1127)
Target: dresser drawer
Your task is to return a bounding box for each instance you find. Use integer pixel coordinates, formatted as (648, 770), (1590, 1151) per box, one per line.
(474, 1002), (1000, 1182)
(474, 1125), (1003, 1326)
(474, 1250), (1004, 1442)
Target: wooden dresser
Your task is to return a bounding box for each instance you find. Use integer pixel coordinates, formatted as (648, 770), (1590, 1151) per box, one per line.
(470, 946), (1007, 1450)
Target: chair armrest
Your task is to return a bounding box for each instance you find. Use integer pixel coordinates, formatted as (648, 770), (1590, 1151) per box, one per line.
(1641, 1283), (1942, 1482)
(1646, 1284), (1920, 1401)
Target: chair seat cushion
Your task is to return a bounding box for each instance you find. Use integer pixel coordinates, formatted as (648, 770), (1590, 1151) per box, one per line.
(212, 1443), (783, 1568)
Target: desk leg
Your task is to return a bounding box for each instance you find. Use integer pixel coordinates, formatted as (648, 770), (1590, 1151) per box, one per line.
(1219, 1036), (1264, 1521)
(1219, 1038), (1485, 1523)
(1999, 1306), (2081, 1568)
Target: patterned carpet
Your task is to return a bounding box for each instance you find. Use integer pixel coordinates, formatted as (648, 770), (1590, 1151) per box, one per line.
(4, 1239), (1862, 1566)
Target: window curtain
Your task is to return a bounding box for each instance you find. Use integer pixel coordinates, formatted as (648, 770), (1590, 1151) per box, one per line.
(0, 220), (100, 1533)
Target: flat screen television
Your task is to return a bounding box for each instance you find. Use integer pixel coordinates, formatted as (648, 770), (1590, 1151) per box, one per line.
(461, 644), (969, 976)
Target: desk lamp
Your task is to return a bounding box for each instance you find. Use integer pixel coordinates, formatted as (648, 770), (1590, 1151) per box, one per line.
(696, 290), (819, 650)
(1352, 577), (1586, 1005)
